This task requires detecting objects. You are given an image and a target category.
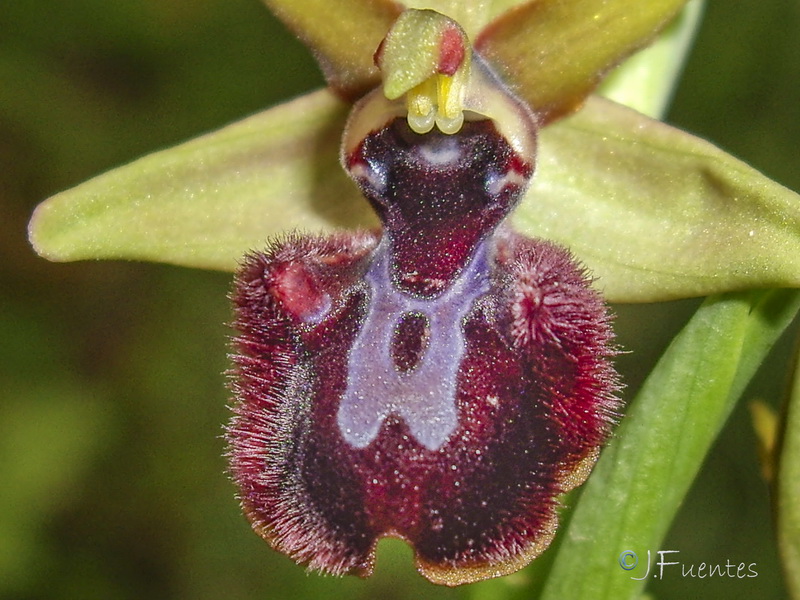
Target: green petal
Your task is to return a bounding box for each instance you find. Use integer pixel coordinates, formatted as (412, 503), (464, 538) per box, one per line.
(476, 0), (690, 124)
(29, 89), (376, 270)
(512, 95), (800, 303)
(261, 0), (402, 100)
(778, 350), (800, 599)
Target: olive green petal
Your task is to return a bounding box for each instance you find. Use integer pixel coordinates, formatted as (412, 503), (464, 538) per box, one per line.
(476, 0), (689, 124)
(29, 89), (376, 270)
(262, 0), (403, 100)
(513, 95), (800, 303)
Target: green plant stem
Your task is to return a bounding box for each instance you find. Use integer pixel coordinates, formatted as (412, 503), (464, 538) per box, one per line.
(538, 289), (800, 599)
(778, 339), (800, 599)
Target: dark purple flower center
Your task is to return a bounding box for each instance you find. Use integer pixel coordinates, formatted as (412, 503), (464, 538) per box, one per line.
(346, 119), (532, 296)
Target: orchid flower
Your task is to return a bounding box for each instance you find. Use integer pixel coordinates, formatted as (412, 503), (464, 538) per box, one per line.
(27, 0), (800, 595)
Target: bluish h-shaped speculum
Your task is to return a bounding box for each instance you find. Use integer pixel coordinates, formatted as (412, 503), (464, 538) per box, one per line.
(338, 239), (490, 451)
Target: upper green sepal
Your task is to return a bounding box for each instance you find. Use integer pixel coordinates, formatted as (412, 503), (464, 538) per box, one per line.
(260, 1), (532, 99)
(262, 0), (691, 121)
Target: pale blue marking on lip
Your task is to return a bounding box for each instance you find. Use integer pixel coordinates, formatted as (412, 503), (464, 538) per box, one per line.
(337, 238), (491, 451)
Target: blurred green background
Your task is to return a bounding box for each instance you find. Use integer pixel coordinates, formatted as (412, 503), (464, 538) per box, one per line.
(1, 1), (798, 599)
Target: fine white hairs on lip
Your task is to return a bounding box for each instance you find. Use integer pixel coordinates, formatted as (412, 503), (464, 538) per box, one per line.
(337, 240), (490, 452)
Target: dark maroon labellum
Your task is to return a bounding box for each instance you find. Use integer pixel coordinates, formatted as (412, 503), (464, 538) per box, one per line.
(227, 117), (620, 585)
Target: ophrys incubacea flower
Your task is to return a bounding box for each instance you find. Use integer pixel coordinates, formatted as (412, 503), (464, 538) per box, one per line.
(27, 0), (800, 589)
(227, 10), (620, 584)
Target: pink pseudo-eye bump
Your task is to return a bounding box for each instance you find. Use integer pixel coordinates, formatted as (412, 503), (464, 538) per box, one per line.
(227, 22), (620, 587)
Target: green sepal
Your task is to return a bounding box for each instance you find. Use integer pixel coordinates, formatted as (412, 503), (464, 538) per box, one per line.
(514, 95), (800, 302)
(30, 91), (800, 302)
(29, 90), (376, 271)
(400, 1), (530, 39)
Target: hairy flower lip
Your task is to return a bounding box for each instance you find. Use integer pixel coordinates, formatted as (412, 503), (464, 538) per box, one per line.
(236, 459), (575, 586)
(227, 229), (621, 585)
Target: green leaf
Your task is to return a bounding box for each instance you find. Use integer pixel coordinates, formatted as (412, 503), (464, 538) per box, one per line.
(540, 289), (800, 600)
(778, 347), (800, 599)
(261, 0), (401, 100)
(29, 89), (376, 270)
(513, 95), (800, 303)
(476, 0), (690, 124)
